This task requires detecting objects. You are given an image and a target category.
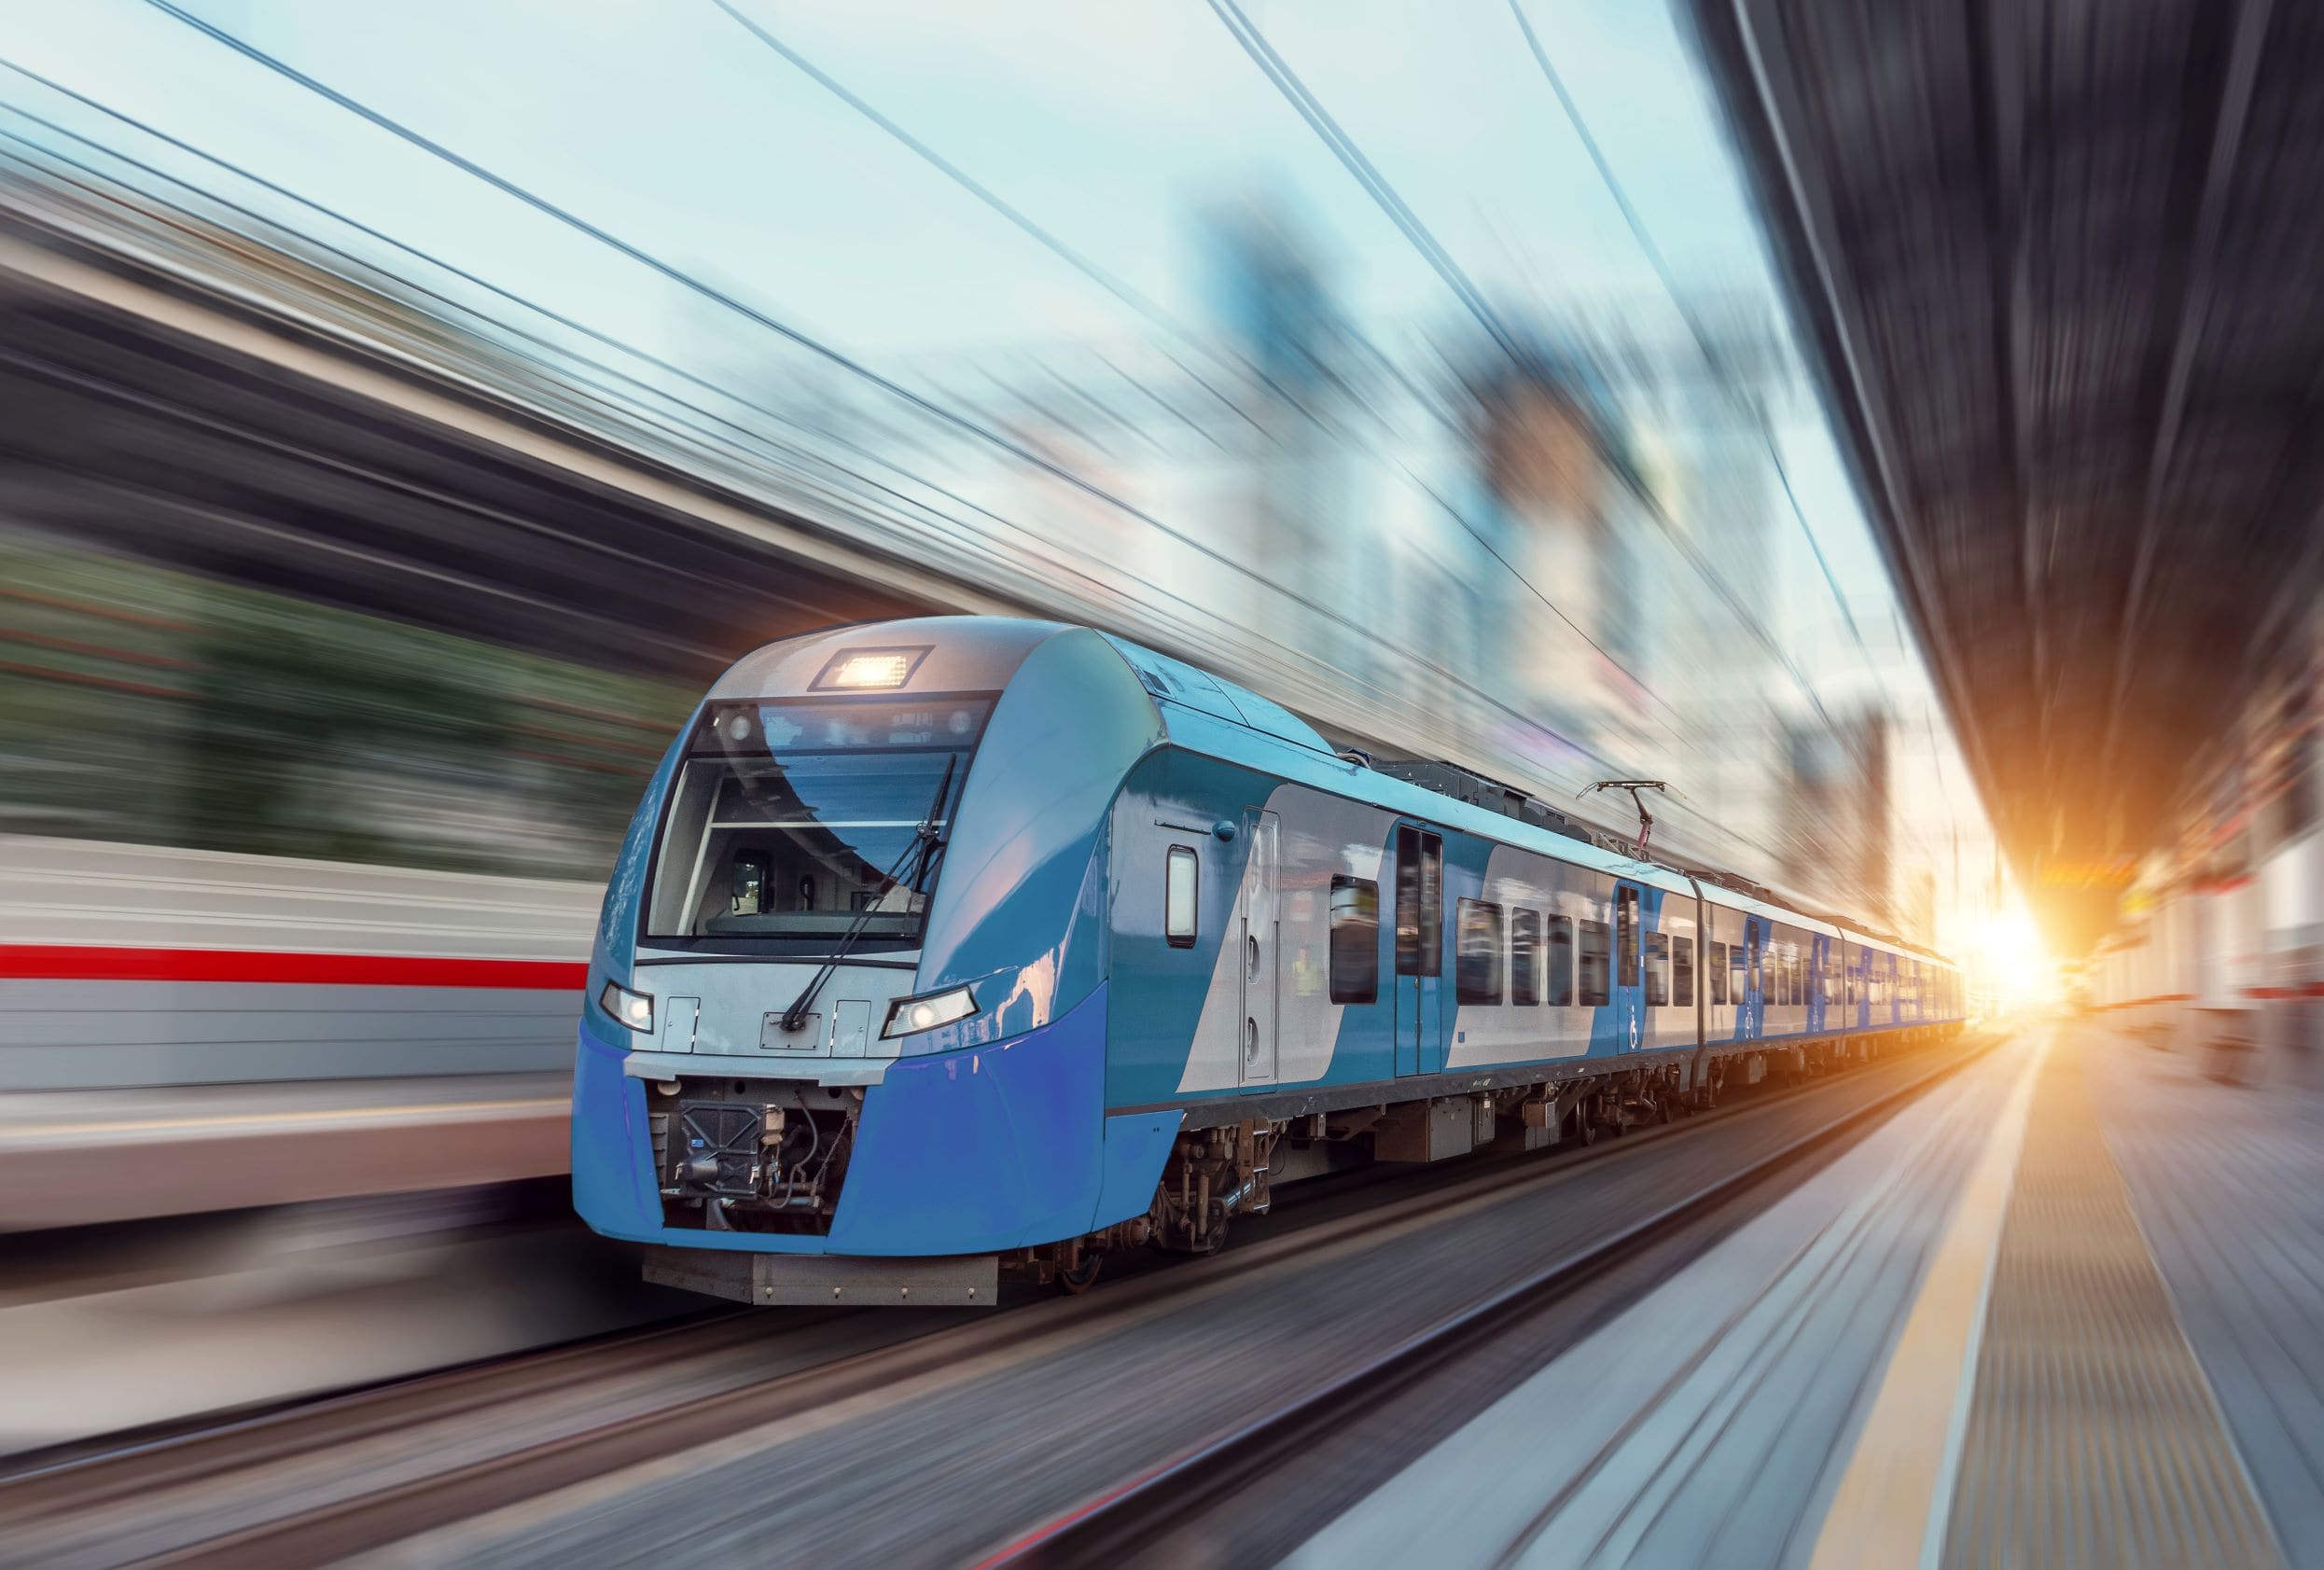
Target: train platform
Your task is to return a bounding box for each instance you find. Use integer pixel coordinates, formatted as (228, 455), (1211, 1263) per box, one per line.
(1292, 1021), (2321, 1569)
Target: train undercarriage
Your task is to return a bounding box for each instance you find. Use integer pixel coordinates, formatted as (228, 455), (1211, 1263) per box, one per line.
(637, 1024), (1959, 1302)
(1012, 1022), (1961, 1291)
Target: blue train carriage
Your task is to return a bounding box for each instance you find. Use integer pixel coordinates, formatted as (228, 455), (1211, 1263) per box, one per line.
(572, 616), (1966, 1307)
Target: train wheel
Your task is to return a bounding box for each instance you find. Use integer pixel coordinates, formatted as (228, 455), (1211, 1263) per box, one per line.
(1571, 1103), (1599, 1147)
(1058, 1253), (1105, 1295)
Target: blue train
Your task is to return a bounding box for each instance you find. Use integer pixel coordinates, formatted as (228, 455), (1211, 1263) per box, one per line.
(573, 618), (1965, 1304)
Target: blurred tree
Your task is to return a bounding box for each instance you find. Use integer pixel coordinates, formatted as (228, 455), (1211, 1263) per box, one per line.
(184, 594), (505, 863)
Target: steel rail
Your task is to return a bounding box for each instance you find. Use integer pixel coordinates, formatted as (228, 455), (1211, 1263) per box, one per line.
(969, 1031), (2000, 1568)
(10, 1032), (1966, 1566)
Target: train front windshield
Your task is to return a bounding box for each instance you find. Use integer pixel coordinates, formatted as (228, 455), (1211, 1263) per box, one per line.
(643, 696), (989, 949)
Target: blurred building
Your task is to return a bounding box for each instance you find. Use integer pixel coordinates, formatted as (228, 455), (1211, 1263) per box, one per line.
(1203, 197), (1370, 693)
(1457, 337), (1631, 745)
(2089, 600), (2323, 1066)
(1783, 708), (1894, 927)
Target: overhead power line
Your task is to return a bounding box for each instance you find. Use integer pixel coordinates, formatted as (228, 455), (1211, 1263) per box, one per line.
(113, 1), (1626, 771)
(707, 0), (1681, 731)
(1504, 0), (1874, 674)
(1203, 0), (1838, 734)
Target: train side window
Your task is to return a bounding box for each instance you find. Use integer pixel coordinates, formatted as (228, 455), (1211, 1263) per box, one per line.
(1510, 908), (1543, 1006)
(1746, 925), (1762, 996)
(1578, 919), (1611, 1006)
(1707, 940), (1727, 1005)
(1456, 898), (1504, 1005)
(1395, 827), (1444, 978)
(1547, 914), (1575, 1006)
(1164, 845), (1198, 948)
(1417, 834), (1443, 977)
(1329, 876), (1380, 1004)
(1394, 827), (1421, 974)
(1674, 935), (1694, 1007)
(1616, 887), (1640, 988)
(1646, 931), (1670, 1007)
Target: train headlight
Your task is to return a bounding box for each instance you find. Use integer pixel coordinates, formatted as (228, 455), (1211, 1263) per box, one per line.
(881, 984), (977, 1039)
(599, 979), (655, 1034)
(812, 645), (929, 690)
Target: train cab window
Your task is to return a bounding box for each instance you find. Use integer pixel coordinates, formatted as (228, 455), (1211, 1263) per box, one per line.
(1329, 876), (1380, 1003)
(1578, 919), (1611, 1006)
(1674, 935), (1694, 1007)
(1547, 915), (1576, 1006)
(1165, 845), (1199, 948)
(1707, 940), (1728, 1005)
(1395, 827), (1444, 978)
(1616, 887), (1640, 988)
(1646, 932), (1670, 1007)
(1456, 898), (1505, 1005)
(1511, 908), (1543, 1006)
(644, 697), (987, 947)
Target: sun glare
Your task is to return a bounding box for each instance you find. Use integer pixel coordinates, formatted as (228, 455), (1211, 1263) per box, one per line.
(1972, 908), (2053, 1008)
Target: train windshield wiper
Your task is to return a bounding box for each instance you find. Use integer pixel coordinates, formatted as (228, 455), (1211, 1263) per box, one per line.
(777, 753), (955, 1035)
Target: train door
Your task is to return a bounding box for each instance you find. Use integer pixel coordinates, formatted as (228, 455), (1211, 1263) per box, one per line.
(1745, 918), (1764, 1037)
(1393, 824), (1443, 1077)
(1615, 882), (1644, 1051)
(1808, 934), (1827, 1035)
(1239, 809), (1280, 1085)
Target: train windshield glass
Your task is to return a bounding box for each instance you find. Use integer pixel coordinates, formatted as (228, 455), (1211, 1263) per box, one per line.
(643, 697), (990, 949)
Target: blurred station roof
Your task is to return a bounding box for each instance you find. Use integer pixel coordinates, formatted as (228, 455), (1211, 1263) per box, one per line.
(1687, 0), (2324, 952)
(0, 175), (957, 685)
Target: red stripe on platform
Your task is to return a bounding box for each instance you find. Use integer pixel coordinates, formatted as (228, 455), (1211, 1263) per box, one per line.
(0, 945), (588, 990)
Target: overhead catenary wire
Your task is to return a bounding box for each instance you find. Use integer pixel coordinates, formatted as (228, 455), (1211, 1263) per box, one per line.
(36, 4), (1853, 871)
(1202, 0), (1840, 738)
(707, 0), (1686, 737)
(1504, 0), (1878, 675)
(1199, 0), (1948, 890)
(0, 75), (1468, 738)
(44, 7), (1634, 791)
(1501, 0), (1966, 884)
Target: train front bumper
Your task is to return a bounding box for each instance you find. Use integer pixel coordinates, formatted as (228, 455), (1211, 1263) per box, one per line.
(572, 981), (1179, 1257)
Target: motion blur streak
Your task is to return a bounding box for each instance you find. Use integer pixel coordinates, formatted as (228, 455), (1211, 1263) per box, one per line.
(19, 9), (2317, 1570)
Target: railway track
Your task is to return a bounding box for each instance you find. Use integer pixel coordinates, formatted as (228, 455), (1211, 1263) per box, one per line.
(971, 1031), (2003, 1567)
(0, 1035), (1983, 1569)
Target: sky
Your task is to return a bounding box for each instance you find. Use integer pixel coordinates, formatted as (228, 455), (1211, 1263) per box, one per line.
(0, 0), (2024, 966)
(1, 0), (1771, 353)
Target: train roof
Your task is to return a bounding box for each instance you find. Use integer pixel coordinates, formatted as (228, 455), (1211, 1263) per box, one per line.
(708, 617), (1953, 966)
